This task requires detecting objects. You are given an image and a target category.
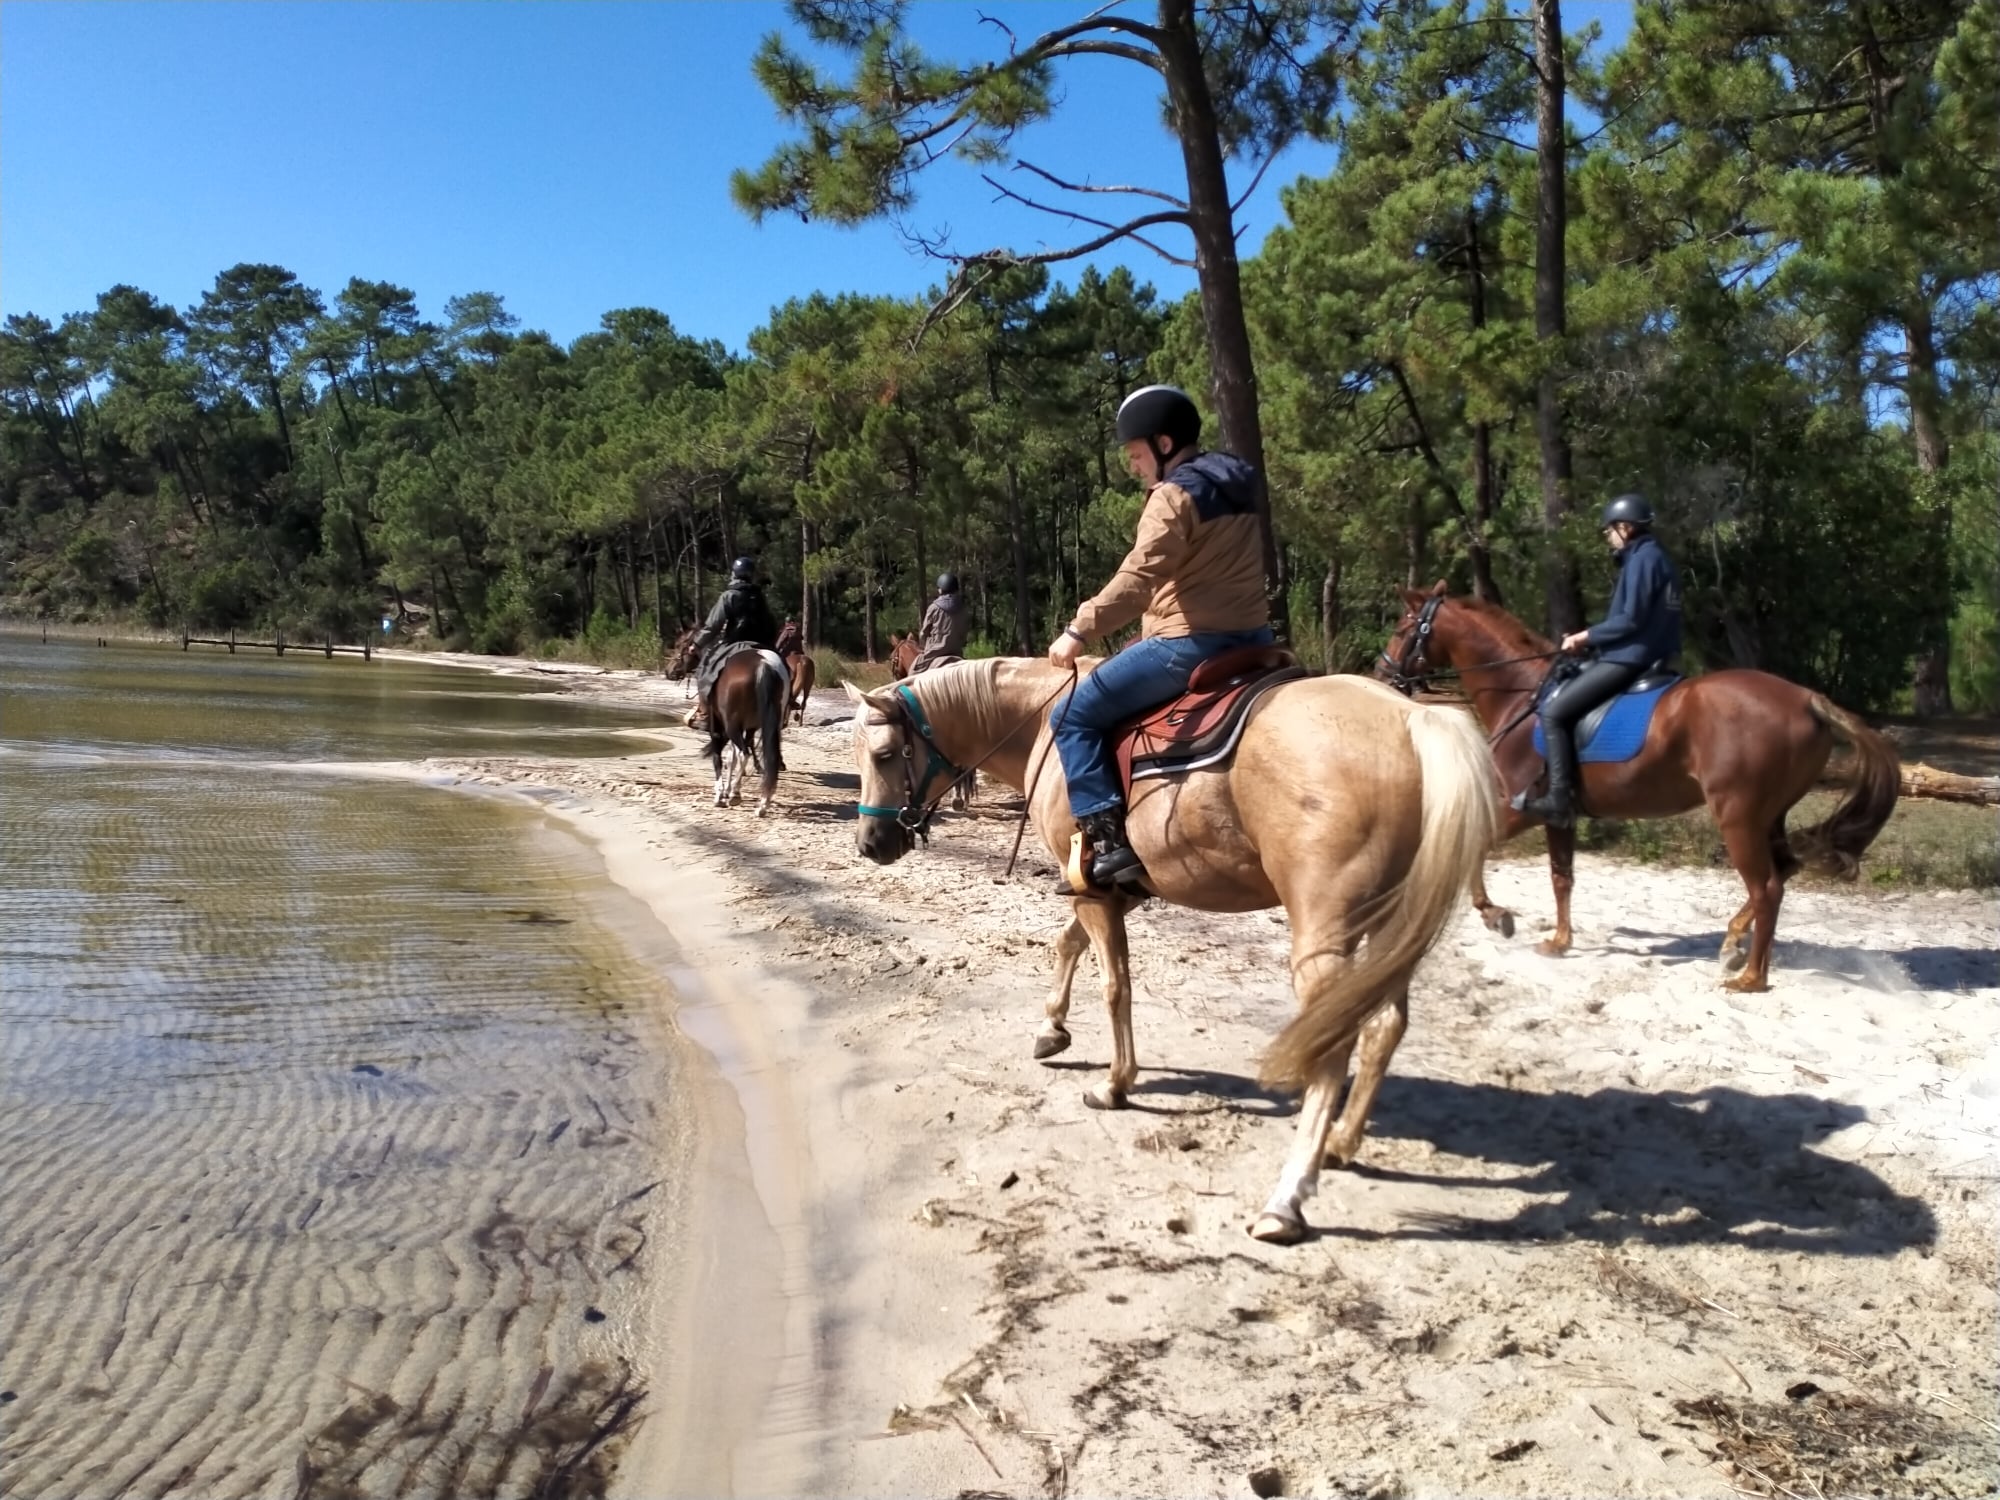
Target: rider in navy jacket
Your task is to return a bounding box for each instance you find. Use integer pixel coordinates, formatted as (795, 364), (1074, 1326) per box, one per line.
(1514, 494), (1681, 828)
(1586, 530), (1681, 668)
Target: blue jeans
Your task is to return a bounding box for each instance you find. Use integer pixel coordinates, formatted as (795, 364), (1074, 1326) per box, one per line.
(1053, 628), (1275, 817)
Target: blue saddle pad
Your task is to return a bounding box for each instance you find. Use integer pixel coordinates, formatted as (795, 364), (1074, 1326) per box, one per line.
(1533, 683), (1674, 764)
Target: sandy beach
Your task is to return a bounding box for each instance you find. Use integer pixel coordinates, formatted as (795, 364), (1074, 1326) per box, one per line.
(382, 653), (1999, 1499)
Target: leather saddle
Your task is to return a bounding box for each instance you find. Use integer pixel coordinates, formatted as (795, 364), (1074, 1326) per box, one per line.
(1113, 645), (1306, 795)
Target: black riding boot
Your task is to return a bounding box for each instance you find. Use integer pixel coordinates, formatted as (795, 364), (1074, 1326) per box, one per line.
(1081, 808), (1146, 888)
(1513, 723), (1579, 828)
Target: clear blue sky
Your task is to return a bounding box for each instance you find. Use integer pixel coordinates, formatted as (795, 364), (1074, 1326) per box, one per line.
(1, 2), (1631, 352)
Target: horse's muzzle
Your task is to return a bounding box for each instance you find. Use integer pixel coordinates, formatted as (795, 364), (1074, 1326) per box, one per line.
(856, 817), (911, 865)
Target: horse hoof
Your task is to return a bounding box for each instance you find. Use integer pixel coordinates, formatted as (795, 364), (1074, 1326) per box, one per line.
(1722, 973), (1770, 994)
(1719, 942), (1749, 973)
(1083, 1082), (1127, 1111)
(1485, 909), (1516, 940)
(1032, 1027), (1072, 1061)
(1534, 938), (1570, 958)
(1248, 1213), (1306, 1245)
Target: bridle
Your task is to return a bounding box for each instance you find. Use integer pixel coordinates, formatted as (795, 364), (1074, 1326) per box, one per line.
(855, 668), (1079, 851)
(856, 683), (964, 843)
(1378, 594), (1571, 745)
(1378, 593), (1446, 696)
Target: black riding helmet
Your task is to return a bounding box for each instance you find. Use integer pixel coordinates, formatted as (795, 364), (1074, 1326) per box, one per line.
(1599, 493), (1654, 529)
(730, 556), (757, 583)
(1115, 384), (1201, 455)
(936, 572), (959, 595)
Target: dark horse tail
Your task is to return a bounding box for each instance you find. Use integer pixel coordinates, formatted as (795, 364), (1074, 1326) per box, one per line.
(1795, 696), (1900, 878)
(755, 656), (788, 801)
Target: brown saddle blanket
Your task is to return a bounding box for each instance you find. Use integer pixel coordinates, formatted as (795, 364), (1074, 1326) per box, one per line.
(1112, 645), (1307, 794)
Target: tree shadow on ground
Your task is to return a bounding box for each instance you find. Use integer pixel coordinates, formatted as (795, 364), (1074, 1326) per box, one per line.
(1330, 1077), (1933, 1256)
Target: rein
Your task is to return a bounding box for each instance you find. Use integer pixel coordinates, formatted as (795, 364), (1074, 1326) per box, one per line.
(1380, 593), (1567, 745)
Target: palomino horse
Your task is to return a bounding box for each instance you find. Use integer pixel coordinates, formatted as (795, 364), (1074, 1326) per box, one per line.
(665, 633), (789, 815)
(1380, 585), (1900, 989)
(847, 659), (1500, 1243)
(887, 632), (920, 678)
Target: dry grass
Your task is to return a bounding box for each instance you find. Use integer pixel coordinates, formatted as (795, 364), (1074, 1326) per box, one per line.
(1672, 1388), (1967, 1499)
(1497, 792), (1998, 890)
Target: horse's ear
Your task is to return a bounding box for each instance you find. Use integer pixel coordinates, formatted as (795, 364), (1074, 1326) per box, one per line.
(1429, 578), (1448, 597)
(841, 680), (869, 706)
(1398, 587), (1425, 609)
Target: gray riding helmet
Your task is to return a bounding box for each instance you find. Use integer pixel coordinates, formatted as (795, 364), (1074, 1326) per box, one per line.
(1599, 493), (1654, 528)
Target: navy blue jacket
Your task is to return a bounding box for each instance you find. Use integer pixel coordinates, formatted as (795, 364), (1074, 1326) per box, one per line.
(1588, 532), (1681, 667)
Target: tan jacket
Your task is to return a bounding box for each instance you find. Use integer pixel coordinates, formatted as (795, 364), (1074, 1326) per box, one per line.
(1068, 451), (1268, 641)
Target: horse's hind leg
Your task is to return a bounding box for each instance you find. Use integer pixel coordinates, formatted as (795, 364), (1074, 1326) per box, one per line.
(1721, 814), (1800, 982)
(1072, 897), (1136, 1110)
(1324, 989), (1409, 1168)
(1251, 1076), (1342, 1246)
(1717, 808), (1784, 992)
(1034, 916), (1089, 1060)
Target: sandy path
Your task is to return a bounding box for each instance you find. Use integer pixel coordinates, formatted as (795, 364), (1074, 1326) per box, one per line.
(420, 675), (1996, 1499)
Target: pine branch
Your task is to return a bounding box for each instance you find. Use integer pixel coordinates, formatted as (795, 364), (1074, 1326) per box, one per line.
(1015, 158), (1190, 209)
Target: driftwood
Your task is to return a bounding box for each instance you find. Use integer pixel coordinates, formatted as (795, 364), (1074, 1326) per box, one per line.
(1891, 760), (2000, 806)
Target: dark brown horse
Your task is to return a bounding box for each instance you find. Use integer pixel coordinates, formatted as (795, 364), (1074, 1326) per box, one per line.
(1381, 584), (1900, 991)
(887, 632), (919, 679)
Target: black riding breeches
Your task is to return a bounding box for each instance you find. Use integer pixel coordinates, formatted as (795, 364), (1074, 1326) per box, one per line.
(1541, 660), (1641, 731)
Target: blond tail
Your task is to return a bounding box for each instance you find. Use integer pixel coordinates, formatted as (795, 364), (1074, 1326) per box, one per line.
(1262, 703), (1500, 1093)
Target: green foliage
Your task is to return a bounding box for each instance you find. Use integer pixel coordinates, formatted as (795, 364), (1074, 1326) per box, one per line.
(2, 0), (1992, 717)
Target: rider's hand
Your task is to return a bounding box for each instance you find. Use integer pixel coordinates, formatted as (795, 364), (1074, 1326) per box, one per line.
(1048, 631), (1085, 670)
(1560, 630), (1590, 653)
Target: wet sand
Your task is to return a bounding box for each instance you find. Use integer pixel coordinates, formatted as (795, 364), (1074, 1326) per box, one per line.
(401, 664), (1998, 1499)
(0, 643), (708, 1500)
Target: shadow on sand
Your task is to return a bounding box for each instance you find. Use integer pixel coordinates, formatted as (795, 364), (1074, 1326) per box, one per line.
(1332, 1076), (1934, 1255)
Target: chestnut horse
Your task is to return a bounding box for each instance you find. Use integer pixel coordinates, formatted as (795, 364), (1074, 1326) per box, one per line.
(782, 649), (816, 725)
(847, 658), (1500, 1243)
(887, 632), (920, 678)
(1381, 585), (1900, 990)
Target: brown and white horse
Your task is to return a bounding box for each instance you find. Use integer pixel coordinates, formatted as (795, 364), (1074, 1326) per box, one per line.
(665, 632), (789, 815)
(847, 658), (1500, 1243)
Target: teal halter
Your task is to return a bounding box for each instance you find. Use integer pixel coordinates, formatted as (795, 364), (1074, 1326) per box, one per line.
(856, 683), (964, 838)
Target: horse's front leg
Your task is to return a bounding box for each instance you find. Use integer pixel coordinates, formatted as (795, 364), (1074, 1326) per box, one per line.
(1536, 822), (1577, 956)
(1469, 858), (1516, 940)
(1072, 897), (1135, 1109)
(1034, 916), (1089, 1060)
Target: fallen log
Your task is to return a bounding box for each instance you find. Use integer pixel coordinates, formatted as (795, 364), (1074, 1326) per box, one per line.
(1893, 760), (2000, 806)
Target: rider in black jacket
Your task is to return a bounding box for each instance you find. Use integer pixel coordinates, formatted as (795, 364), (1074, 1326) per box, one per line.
(689, 557), (778, 728)
(1515, 494), (1682, 827)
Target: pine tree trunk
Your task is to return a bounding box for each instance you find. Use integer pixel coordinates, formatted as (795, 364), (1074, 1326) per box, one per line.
(1464, 208), (1503, 605)
(1157, 0), (1287, 637)
(1006, 460), (1033, 652)
(1320, 555), (1342, 673)
(1532, 0), (1582, 638)
(1907, 298), (1955, 716)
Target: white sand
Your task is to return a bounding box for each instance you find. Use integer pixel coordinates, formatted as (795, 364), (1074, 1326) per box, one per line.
(401, 667), (1997, 1498)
